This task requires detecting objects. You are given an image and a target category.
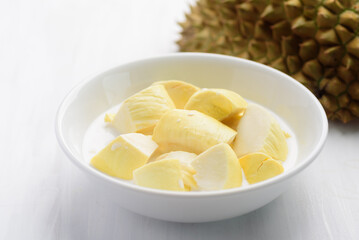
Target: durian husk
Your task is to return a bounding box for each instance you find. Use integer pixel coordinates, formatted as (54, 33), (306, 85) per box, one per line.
(178, 0), (359, 123)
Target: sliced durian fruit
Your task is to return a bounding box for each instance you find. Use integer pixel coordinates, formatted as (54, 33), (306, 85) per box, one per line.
(233, 103), (288, 161)
(191, 143), (242, 191)
(152, 109), (237, 154)
(239, 152), (284, 184)
(156, 151), (198, 190)
(90, 133), (158, 180)
(184, 88), (247, 121)
(111, 85), (175, 134)
(104, 113), (115, 123)
(133, 159), (186, 191)
(152, 80), (200, 109)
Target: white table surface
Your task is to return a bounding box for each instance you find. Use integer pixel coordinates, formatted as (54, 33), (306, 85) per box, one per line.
(1, 0), (359, 239)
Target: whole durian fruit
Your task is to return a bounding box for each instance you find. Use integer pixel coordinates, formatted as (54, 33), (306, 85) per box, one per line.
(178, 0), (359, 123)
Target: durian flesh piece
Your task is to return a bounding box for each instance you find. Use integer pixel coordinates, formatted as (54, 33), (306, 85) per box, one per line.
(111, 85), (175, 134)
(233, 103), (288, 161)
(91, 133), (158, 180)
(191, 143), (242, 191)
(239, 152), (284, 184)
(152, 80), (200, 109)
(104, 113), (115, 123)
(152, 109), (237, 154)
(133, 159), (186, 191)
(156, 151), (198, 190)
(184, 88), (247, 121)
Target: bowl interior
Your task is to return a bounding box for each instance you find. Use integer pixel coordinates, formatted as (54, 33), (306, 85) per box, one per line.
(57, 53), (327, 189)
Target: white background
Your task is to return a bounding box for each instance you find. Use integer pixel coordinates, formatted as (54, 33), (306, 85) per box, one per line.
(1, 0), (359, 239)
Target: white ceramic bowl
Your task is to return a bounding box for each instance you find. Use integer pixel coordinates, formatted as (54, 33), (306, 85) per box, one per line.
(56, 53), (328, 223)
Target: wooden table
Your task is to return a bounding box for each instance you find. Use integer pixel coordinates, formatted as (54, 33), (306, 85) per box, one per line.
(1, 0), (358, 239)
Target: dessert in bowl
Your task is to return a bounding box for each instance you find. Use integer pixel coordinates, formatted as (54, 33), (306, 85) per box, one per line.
(56, 53), (328, 222)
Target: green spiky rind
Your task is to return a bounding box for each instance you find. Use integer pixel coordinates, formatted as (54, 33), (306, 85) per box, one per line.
(178, 0), (359, 123)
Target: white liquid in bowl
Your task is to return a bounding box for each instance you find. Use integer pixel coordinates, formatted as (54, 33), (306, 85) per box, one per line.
(82, 102), (298, 188)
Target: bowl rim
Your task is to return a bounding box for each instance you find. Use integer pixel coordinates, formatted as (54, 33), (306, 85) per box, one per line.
(55, 52), (328, 198)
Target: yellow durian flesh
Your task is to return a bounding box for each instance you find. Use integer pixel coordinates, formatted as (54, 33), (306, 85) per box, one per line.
(239, 152), (284, 184)
(233, 103), (288, 161)
(104, 113), (115, 123)
(111, 85), (175, 134)
(152, 80), (200, 109)
(152, 109), (237, 154)
(90, 133), (158, 180)
(133, 159), (186, 191)
(156, 151), (197, 190)
(191, 143), (242, 191)
(184, 88), (247, 121)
